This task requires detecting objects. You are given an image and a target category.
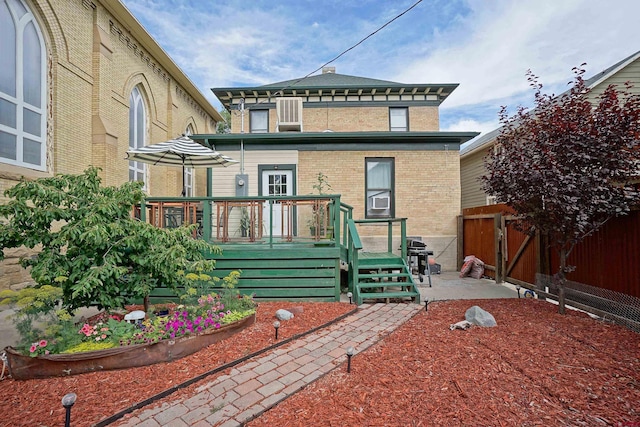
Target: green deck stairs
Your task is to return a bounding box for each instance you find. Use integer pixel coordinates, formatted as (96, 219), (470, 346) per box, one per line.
(355, 252), (421, 304)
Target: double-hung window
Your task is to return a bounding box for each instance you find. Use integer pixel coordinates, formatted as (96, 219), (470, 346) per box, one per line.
(0, 0), (47, 170)
(250, 110), (268, 133)
(389, 107), (408, 132)
(366, 158), (394, 218)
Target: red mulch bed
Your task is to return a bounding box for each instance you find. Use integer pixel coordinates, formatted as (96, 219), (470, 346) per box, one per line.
(0, 302), (354, 427)
(248, 299), (640, 427)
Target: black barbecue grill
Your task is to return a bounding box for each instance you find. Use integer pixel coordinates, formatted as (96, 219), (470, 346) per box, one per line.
(406, 237), (433, 287)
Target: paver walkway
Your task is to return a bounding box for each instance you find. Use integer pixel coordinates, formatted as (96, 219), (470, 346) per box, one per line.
(115, 303), (423, 427)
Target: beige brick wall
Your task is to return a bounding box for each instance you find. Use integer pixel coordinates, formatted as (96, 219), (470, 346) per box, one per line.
(0, 0), (218, 290)
(299, 150), (460, 270)
(230, 104), (439, 133)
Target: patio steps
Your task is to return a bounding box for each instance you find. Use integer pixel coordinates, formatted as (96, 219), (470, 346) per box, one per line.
(355, 252), (420, 304)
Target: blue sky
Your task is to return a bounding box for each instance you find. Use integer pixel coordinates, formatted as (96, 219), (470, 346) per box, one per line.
(121, 0), (640, 142)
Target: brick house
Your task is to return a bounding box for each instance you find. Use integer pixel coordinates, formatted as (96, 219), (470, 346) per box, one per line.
(0, 0), (222, 290)
(194, 67), (477, 270)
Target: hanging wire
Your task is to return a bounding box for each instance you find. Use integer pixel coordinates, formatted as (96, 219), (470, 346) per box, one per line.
(243, 0), (425, 111)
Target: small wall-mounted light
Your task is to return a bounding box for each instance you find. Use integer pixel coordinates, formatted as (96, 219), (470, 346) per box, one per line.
(273, 320), (280, 340)
(346, 346), (355, 373)
(62, 393), (77, 427)
(347, 292), (353, 304)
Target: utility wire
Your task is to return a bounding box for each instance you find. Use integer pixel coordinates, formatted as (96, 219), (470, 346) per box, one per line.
(240, 0), (424, 111)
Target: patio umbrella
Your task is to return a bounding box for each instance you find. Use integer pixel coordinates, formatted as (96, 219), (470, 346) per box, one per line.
(126, 135), (238, 195)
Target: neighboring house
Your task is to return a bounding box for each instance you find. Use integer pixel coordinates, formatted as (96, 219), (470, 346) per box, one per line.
(0, 0), (223, 290)
(194, 67), (478, 270)
(460, 50), (640, 210)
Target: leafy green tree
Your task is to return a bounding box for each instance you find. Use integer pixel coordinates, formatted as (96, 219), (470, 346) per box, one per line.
(216, 107), (231, 133)
(482, 67), (640, 313)
(0, 167), (220, 311)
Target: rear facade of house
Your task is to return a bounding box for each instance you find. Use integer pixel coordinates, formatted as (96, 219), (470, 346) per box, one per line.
(198, 67), (477, 271)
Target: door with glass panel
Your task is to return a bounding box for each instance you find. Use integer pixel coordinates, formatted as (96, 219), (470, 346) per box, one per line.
(261, 170), (293, 237)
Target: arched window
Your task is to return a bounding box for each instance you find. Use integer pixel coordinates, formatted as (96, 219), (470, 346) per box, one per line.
(129, 86), (147, 189)
(0, 0), (47, 170)
(183, 124), (194, 196)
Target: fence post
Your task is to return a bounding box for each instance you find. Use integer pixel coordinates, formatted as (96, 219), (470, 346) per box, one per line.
(494, 213), (503, 283)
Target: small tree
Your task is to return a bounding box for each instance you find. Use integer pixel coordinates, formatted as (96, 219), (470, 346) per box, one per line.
(0, 167), (220, 311)
(482, 67), (640, 313)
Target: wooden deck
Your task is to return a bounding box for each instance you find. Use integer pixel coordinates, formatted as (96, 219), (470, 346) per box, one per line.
(140, 196), (420, 304)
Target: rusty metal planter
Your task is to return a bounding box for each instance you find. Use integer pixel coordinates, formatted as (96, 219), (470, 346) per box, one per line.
(4, 313), (255, 380)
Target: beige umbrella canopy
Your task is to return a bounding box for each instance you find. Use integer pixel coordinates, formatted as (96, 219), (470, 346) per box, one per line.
(126, 135), (238, 195)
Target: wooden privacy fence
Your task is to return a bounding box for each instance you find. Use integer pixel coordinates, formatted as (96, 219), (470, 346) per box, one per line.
(459, 203), (640, 299)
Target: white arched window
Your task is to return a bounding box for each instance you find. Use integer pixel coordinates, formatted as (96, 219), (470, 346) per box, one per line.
(129, 86), (147, 189)
(0, 0), (47, 170)
(183, 124), (194, 196)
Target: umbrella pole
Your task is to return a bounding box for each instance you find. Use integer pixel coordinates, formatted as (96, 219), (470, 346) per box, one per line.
(182, 162), (186, 197)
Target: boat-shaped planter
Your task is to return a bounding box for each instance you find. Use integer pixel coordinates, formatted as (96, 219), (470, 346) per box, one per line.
(4, 312), (256, 380)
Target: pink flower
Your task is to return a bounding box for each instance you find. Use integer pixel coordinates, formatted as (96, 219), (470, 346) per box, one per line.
(29, 345), (37, 353)
(101, 334), (107, 339)
(39, 340), (47, 348)
(45, 350), (50, 355)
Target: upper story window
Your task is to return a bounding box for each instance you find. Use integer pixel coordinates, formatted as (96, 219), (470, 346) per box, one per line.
(365, 157), (395, 218)
(389, 107), (408, 132)
(129, 86), (147, 190)
(183, 124), (194, 196)
(0, 0), (47, 171)
(250, 109), (268, 133)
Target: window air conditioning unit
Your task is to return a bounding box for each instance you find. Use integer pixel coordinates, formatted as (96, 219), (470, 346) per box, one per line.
(276, 97), (303, 132)
(372, 195), (390, 210)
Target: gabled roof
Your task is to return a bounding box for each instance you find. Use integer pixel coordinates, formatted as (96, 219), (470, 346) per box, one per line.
(212, 72), (458, 110)
(460, 49), (640, 158)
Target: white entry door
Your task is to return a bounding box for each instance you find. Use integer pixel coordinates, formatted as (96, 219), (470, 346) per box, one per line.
(262, 170), (293, 236)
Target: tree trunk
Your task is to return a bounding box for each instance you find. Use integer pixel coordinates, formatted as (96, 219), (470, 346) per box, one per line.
(557, 248), (567, 315)
(143, 294), (150, 313)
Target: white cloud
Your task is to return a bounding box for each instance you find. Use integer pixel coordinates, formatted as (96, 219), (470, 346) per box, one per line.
(394, 0), (640, 109)
(442, 118), (498, 135)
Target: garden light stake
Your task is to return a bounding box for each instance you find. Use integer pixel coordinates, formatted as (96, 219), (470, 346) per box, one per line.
(346, 346), (355, 373)
(62, 392), (77, 427)
(273, 321), (280, 340)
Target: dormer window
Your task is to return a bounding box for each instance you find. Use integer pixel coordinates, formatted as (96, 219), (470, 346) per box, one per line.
(389, 107), (408, 131)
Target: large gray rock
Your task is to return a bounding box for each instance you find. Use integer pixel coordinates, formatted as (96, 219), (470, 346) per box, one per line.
(275, 309), (294, 321)
(465, 305), (497, 327)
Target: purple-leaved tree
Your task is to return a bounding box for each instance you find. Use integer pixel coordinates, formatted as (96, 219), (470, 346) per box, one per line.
(482, 67), (640, 314)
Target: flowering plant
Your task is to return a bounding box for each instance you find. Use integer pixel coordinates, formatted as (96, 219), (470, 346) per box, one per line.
(78, 322), (111, 342)
(29, 339), (51, 357)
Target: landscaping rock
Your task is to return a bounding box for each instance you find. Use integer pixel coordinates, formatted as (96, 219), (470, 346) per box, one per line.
(449, 320), (473, 331)
(275, 309), (294, 321)
(465, 305), (497, 327)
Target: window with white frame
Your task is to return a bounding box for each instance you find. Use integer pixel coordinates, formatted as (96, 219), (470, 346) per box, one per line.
(366, 158), (394, 218)
(183, 124), (194, 196)
(250, 109), (268, 133)
(389, 107), (408, 132)
(129, 86), (147, 189)
(0, 0), (47, 170)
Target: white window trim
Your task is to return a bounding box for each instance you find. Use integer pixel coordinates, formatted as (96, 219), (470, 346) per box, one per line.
(0, 0), (47, 171)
